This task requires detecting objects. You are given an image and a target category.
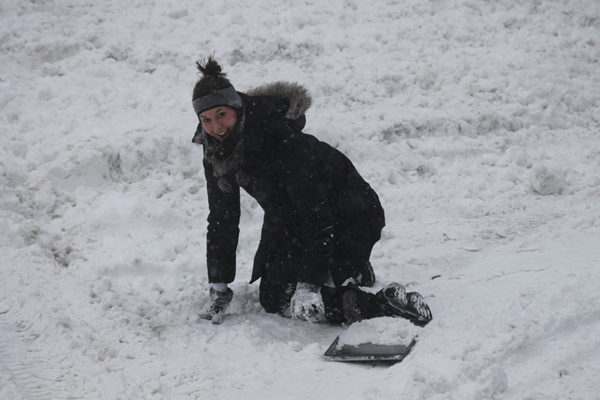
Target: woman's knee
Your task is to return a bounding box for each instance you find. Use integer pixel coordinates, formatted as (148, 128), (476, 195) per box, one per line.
(259, 280), (295, 314)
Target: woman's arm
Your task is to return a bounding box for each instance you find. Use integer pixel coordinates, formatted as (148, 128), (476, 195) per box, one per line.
(203, 160), (241, 283)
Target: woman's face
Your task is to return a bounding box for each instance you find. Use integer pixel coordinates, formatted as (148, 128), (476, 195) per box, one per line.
(198, 106), (238, 142)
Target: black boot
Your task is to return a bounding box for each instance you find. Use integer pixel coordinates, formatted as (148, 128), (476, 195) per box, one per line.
(377, 283), (432, 327)
(339, 285), (382, 323)
(356, 261), (376, 287)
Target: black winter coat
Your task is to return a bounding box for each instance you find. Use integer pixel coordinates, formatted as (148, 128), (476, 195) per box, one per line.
(194, 85), (384, 286)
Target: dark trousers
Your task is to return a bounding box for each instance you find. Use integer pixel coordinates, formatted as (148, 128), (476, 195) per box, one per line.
(259, 265), (383, 323)
(258, 212), (384, 322)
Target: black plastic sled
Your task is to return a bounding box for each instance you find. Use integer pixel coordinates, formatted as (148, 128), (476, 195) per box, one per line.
(323, 336), (416, 363)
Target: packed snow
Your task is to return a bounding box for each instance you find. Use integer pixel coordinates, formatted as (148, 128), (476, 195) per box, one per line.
(1, 0), (599, 399)
(337, 318), (420, 348)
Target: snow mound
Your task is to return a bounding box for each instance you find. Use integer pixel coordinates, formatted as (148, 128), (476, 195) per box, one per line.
(338, 317), (421, 347)
(530, 165), (567, 195)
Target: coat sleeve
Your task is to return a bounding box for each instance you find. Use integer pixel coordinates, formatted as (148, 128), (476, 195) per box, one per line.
(267, 120), (342, 284)
(203, 159), (240, 283)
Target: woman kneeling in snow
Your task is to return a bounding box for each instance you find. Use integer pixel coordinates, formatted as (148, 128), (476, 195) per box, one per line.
(192, 56), (432, 326)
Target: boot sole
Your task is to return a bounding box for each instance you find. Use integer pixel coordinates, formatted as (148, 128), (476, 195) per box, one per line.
(381, 291), (432, 327)
(406, 292), (432, 326)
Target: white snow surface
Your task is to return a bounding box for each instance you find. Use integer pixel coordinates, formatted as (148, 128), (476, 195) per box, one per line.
(1, 0), (600, 399)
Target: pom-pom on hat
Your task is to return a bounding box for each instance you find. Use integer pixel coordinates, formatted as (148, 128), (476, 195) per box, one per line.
(192, 56), (242, 116)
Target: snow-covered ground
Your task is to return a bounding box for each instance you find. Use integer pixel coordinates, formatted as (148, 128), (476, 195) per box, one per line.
(1, 0), (599, 398)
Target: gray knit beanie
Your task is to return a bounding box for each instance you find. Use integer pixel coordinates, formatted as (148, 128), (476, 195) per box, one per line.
(192, 56), (242, 116)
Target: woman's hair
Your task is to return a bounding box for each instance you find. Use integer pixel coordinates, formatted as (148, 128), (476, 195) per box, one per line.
(193, 56), (234, 100)
(196, 55), (224, 77)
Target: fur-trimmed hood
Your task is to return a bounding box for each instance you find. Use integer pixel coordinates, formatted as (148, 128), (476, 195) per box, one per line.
(192, 82), (312, 193)
(246, 81), (311, 120)
(192, 81), (311, 145)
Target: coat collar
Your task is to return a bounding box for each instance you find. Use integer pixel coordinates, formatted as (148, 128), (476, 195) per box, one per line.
(239, 93), (265, 153)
